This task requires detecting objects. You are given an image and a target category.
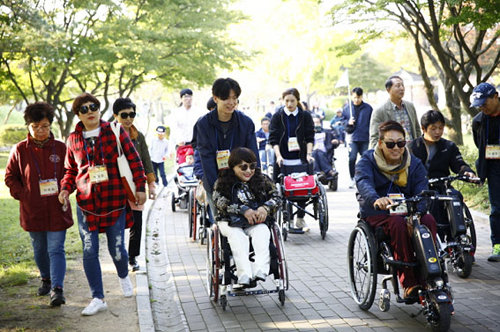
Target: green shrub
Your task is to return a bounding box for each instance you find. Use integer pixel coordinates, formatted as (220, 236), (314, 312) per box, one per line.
(0, 124), (26, 146)
(458, 145), (490, 213)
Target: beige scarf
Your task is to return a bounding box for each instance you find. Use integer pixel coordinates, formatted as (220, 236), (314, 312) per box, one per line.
(374, 145), (411, 187)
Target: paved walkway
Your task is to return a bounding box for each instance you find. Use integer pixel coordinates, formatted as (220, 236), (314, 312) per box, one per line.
(147, 146), (500, 331)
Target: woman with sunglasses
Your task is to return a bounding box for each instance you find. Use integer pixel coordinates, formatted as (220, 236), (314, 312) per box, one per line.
(112, 97), (156, 272)
(58, 92), (146, 316)
(5, 102), (73, 307)
(355, 120), (437, 299)
(213, 147), (280, 286)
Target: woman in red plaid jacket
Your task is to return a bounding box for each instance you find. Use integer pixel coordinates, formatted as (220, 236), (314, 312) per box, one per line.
(58, 93), (146, 316)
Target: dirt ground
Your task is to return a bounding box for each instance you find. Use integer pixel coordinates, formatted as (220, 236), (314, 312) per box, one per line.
(0, 238), (139, 332)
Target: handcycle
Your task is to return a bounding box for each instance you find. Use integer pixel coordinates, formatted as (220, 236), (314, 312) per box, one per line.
(348, 190), (453, 332)
(206, 220), (289, 310)
(276, 163), (329, 240)
(428, 175), (480, 278)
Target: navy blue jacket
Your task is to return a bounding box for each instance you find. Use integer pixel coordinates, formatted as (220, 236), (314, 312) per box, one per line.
(255, 128), (270, 150)
(193, 149), (203, 180)
(192, 109), (259, 193)
(355, 149), (428, 218)
(472, 112), (499, 180)
(342, 101), (373, 142)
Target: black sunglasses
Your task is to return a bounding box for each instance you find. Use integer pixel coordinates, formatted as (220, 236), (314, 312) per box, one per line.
(119, 112), (136, 119)
(80, 104), (99, 114)
(238, 162), (257, 171)
(384, 141), (406, 149)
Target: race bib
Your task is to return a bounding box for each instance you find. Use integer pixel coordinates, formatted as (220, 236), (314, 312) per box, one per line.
(388, 193), (407, 215)
(485, 145), (500, 159)
(88, 165), (109, 184)
(39, 179), (58, 197)
(216, 150), (230, 170)
(288, 137), (300, 152)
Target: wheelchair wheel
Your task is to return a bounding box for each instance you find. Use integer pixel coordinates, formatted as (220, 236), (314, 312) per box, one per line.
(188, 188), (196, 240)
(170, 193), (176, 212)
(206, 226), (220, 302)
(318, 183), (329, 240)
(328, 178), (338, 192)
(427, 297), (451, 332)
(347, 221), (378, 310)
(272, 223), (289, 291)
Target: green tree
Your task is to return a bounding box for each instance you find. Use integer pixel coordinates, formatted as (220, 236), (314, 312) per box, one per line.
(0, 0), (247, 139)
(330, 0), (500, 144)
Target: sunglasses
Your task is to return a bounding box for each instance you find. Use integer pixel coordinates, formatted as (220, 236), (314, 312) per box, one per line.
(119, 112), (136, 119)
(384, 141), (406, 149)
(238, 162), (257, 171)
(79, 104), (99, 114)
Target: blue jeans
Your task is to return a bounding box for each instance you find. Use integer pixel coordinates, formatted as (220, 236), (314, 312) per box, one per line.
(348, 141), (369, 179)
(259, 149), (275, 171)
(77, 207), (129, 299)
(152, 161), (168, 186)
(487, 161), (500, 245)
(312, 150), (333, 174)
(29, 230), (67, 289)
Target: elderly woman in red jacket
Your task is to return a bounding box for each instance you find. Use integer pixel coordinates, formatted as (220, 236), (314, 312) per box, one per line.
(58, 92), (146, 316)
(5, 102), (73, 307)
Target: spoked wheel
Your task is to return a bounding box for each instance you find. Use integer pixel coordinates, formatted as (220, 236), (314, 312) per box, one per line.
(276, 186), (288, 241)
(272, 223), (289, 291)
(427, 297), (451, 332)
(188, 188), (197, 241)
(347, 221), (378, 310)
(170, 193), (176, 212)
(318, 183), (329, 240)
(206, 226), (220, 302)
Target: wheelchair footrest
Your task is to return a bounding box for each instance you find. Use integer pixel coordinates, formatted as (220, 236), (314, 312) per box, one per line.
(288, 227), (305, 234)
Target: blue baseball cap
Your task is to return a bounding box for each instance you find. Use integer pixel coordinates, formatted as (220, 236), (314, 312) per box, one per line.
(471, 83), (497, 107)
(156, 125), (166, 134)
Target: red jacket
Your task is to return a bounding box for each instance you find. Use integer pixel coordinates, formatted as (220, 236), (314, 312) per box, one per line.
(5, 133), (74, 232)
(61, 120), (146, 232)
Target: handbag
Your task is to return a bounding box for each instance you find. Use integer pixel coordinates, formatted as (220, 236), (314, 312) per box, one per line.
(110, 122), (136, 202)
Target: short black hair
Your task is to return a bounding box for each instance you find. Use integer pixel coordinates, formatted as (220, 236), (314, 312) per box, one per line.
(421, 110), (445, 130)
(180, 88), (193, 98)
(261, 117), (271, 123)
(378, 120), (405, 140)
(212, 78), (241, 100)
(352, 87), (363, 96)
(24, 102), (55, 124)
(206, 97), (217, 111)
(113, 97), (136, 115)
(385, 75), (403, 90)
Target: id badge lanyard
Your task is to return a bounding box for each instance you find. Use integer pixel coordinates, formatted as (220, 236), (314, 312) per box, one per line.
(30, 143), (59, 196)
(83, 136), (108, 184)
(287, 114), (300, 152)
(215, 128), (234, 170)
(485, 118), (500, 159)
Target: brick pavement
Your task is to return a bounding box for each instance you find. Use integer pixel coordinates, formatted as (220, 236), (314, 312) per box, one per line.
(154, 146), (500, 331)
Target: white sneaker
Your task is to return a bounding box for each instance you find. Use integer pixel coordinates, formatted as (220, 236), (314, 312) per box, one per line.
(349, 178), (356, 189)
(295, 218), (310, 232)
(81, 298), (107, 316)
(120, 275), (134, 297)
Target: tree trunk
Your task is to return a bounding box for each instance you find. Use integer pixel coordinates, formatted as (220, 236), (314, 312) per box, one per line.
(443, 83), (463, 145)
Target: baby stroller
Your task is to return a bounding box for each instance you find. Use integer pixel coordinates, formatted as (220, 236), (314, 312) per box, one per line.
(276, 163), (329, 240)
(170, 164), (198, 211)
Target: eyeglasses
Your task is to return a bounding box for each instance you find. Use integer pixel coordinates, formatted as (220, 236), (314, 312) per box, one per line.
(384, 141), (406, 149)
(30, 124), (51, 131)
(79, 104), (99, 114)
(238, 162), (257, 171)
(119, 112), (136, 119)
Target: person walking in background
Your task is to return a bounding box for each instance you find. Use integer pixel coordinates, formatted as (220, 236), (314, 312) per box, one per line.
(269, 87), (315, 231)
(58, 92), (146, 316)
(330, 108), (346, 145)
(369, 76), (421, 148)
(255, 117), (274, 171)
(112, 97), (156, 272)
(149, 125), (169, 187)
(5, 102), (73, 307)
(471, 82), (500, 262)
(342, 87), (373, 188)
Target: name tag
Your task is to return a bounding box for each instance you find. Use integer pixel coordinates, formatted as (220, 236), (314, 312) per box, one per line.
(89, 165), (109, 184)
(288, 137), (300, 152)
(388, 193), (407, 215)
(485, 145), (500, 159)
(216, 150), (230, 170)
(39, 179), (58, 197)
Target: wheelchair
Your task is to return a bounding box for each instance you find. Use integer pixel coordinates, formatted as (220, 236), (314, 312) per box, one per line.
(170, 164), (198, 212)
(206, 220), (289, 310)
(348, 191), (453, 332)
(187, 182), (212, 244)
(428, 175), (480, 278)
(276, 163), (329, 240)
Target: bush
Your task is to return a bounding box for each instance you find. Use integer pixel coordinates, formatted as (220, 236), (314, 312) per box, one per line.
(0, 124), (26, 146)
(458, 145), (490, 213)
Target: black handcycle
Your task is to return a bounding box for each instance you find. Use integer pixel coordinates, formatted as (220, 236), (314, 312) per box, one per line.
(348, 191), (453, 332)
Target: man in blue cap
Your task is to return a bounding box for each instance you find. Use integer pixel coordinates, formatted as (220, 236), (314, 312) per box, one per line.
(471, 82), (500, 261)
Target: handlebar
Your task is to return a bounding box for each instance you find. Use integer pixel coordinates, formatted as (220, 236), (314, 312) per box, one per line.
(378, 190), (453, 211)
(428, 174), (481, 185)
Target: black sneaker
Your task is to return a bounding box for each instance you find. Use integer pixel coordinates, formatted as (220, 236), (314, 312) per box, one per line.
(129, 257), (140, 272)
(50, 287), (66, 306)
(38, 279), (51, 296)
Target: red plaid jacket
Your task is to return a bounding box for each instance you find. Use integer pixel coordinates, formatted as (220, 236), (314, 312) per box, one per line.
(61, 120), (146, 232)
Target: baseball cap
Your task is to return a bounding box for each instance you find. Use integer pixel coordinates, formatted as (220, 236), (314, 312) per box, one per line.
(471, 83), (497, 107)
(156, 125), (166, 134)
(180, 89), (193, 98)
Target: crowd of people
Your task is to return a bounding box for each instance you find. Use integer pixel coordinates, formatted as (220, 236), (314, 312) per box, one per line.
(4, 75), (500, 317)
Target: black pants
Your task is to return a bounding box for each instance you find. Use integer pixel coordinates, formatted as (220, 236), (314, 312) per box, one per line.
(128, 210), (143, 258)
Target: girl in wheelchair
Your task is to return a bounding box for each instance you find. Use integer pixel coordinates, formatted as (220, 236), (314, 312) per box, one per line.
(212, 147), (280, 286)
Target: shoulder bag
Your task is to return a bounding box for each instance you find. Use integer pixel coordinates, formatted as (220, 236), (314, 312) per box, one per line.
(110, 122), (136, 202)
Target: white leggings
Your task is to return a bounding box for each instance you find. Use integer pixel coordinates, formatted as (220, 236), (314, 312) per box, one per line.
(218, 222), (270, 280)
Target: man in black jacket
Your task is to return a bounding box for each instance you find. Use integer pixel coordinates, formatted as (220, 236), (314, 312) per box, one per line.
(471, 83), (500, 261)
